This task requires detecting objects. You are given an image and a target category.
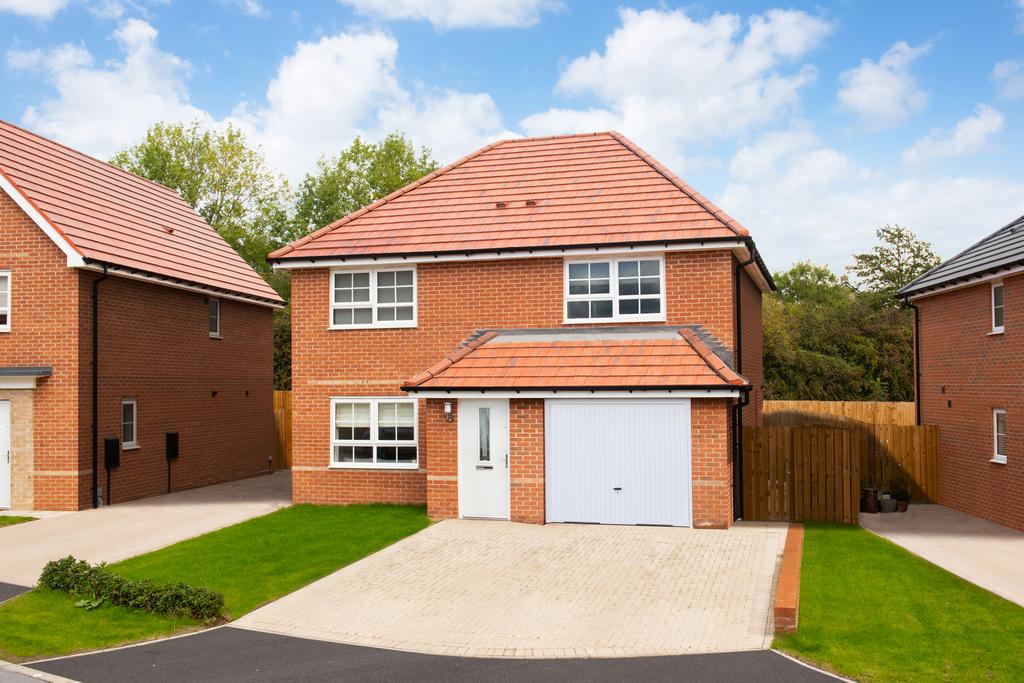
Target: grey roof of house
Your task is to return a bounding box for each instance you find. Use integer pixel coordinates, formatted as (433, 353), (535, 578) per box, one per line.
(899, 214), (1024, 297)
(0, 366), (52, 376)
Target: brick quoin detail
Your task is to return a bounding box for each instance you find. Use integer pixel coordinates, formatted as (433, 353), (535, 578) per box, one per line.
(0, 191), (275, 510)
(917, 273), (1024, 531)
(291, 250), (757, 525)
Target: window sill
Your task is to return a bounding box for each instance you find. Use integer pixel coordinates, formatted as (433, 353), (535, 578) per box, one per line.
(328, 322), (417, 331)
(990, 457), (1007, 465)
(328, 463), (419, 471)
(122, 444), (139, 451)
(988, 329), (1004, 336)
(209, 334), (222, 340)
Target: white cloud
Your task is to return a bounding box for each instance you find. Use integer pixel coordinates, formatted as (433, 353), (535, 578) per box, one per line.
(6, 19), (211, 158)
(521, 7), (832, 170)
(337, 0), (564, 29)
(993, 59), (1024, 100)
(0, 0), (68, 18)
(902, 104), (1004, 164)
(720, 129), (1024, 272)
(9, 21), (512, 179)
(837, 41), (931, 129)
(223, 0), (268, 18)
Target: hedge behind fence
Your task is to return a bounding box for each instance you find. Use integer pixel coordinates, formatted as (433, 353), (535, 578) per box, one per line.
(39, 556), (224, 621)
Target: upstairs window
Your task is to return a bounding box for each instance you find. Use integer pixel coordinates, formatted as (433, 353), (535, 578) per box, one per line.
(331, 268), (416, 329)
(122, 399), (138, 449)
(565, 256), (664, 322)
(0, 271), (8, 332)
(992, 282), (1004, 333)
(208, 298), (221, 337)
(993, 409), (1007, 464)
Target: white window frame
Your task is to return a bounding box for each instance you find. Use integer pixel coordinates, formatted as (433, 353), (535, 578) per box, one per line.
(0, 270), (10, 332)
(993, 408), (1007, 464)
(122, 399), (138, 450)
(208, 297), (221, 338)
(563, 254), (666, 324)
(329, 397), (418, 469)
(329, 267), (417, 330)
(991, 281), (1005, 334)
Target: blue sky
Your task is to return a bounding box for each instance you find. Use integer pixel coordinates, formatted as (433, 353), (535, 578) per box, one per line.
(1, 0), (1023, 274)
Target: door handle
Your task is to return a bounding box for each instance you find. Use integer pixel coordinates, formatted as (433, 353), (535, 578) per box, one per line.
(613, 487), (622, 491)
(505, 452), (508, 468)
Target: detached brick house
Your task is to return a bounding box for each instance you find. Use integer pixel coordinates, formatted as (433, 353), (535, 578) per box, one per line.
(271, 132), (772, 528)
(0, 120), (284, 511)
(900, 214), (1024, 531)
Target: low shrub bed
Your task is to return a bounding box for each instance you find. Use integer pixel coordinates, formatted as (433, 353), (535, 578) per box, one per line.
(39, 556), (224, 621)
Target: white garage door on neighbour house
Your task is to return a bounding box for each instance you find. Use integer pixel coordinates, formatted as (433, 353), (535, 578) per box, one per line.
(545, 399), (692, 527)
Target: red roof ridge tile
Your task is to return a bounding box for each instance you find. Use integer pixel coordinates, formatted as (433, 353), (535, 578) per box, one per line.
(607, 132), (749, 238)
(404, 331), (499, 388)
(677, 328), (746, 385)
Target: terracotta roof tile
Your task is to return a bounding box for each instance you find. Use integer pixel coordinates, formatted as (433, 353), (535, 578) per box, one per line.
(0, 119), (283, 305)
(271, 132), (750, 261)
(403, 329), (749, 391)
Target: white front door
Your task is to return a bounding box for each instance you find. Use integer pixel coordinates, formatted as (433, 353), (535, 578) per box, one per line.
(0, 400), (10, 509)
(458, 399), (510, 519)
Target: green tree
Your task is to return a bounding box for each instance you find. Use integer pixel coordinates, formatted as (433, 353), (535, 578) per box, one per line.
(846, 224), (941, 299)
(293, 133), (439, 232)
(110, 121), (292, 283)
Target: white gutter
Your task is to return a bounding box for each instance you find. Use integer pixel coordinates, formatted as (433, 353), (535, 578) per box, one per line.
(402, 389), (742, 399)
(905, 264), (1024, 302)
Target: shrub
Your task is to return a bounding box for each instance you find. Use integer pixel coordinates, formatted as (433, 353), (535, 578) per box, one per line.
(39, 556), (224, 621)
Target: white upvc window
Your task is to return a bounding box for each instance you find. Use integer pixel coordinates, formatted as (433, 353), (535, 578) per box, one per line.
(330, 267), (416, 329)
(330, 397), (418, 469)
(564, 255), (666, 323)
(0, 271), (9, 332)
(992, 281), (1005, 333)
(208, 297), (221, 338)
(122, 399), (138, 450)
(993, 408), (1007, 464)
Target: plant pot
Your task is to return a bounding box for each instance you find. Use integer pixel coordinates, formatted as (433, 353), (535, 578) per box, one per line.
(897, 500), (909, 513)
(860, 487), (879, 514)
(879, 498), (898, 513)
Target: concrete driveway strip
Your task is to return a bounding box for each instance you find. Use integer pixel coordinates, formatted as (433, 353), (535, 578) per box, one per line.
(29, 626), (837, 683)
(0, 472), (290, 586)
(237, 519), (787, 658)
(861, 503), (1024, 607)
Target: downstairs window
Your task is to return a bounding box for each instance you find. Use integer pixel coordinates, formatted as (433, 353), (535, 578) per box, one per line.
(331, 398), (418, 468)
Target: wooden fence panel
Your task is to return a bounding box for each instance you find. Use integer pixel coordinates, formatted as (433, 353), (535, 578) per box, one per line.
(743, 424), (935, 524)
(273, 390), (292, 469)
(764, 400), (916, 426)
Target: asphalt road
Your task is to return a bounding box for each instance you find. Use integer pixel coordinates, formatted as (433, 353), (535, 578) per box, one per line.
(0, 582), (29, 604)
(30, 627), (838, 682)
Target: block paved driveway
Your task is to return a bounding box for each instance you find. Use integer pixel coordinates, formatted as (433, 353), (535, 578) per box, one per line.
(0, 472), (291, 586)
(237, 519), (788, 658)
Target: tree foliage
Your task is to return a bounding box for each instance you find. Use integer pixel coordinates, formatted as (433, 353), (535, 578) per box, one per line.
(846, 224), (941, 299)
(293, 133), (439, 233)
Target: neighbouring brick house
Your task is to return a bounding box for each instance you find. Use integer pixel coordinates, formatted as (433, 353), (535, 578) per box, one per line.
(270, 132), (772, 528)
(900, 214), (1024, 531)
(0, 120), (284, 511)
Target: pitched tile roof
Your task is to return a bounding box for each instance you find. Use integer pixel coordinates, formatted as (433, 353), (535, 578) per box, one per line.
(402, 327), (747, 392)
(270, 132), (751, 262)
(900, 213), (1024, 297)
(0, 119), (283, 306)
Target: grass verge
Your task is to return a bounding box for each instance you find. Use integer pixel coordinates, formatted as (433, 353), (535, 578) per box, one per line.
(0, 504), (428, 661)
(774, 522), (1024, 682)
(0, 516), (36, 527)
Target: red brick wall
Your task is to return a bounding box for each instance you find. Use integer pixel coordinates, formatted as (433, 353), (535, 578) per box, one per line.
(738, 264), (764, 426)
(691, 399), (733, 528)
(80, 272), (275, 508)
(0, 191), (82, 510)
(916, 273), (1024, 531)
(509, 399), (545, 524)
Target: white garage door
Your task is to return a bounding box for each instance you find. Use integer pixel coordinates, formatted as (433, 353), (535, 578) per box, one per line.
(545, 399), (692, 527)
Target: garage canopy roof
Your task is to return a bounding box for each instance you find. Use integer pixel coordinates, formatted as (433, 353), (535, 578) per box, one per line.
(402, 326), (747, 392)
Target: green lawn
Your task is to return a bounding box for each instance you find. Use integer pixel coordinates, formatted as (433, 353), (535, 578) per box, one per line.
(775, 522), (1024, 682)
(0, 504), (429, 661)
(0, 516), (35, 527)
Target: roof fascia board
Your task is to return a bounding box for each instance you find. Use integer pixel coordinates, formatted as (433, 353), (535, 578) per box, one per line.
(905, 263), (1024, 302)
(80, 263), (284, 309)
(401, 388), (743, 398)
(0, 168), (85, 267)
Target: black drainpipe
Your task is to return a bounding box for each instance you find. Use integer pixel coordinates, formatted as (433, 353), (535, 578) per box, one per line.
(910, 301), (922, 426)
(91, 265), (109, 508)
(732, 242), (757, 520)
